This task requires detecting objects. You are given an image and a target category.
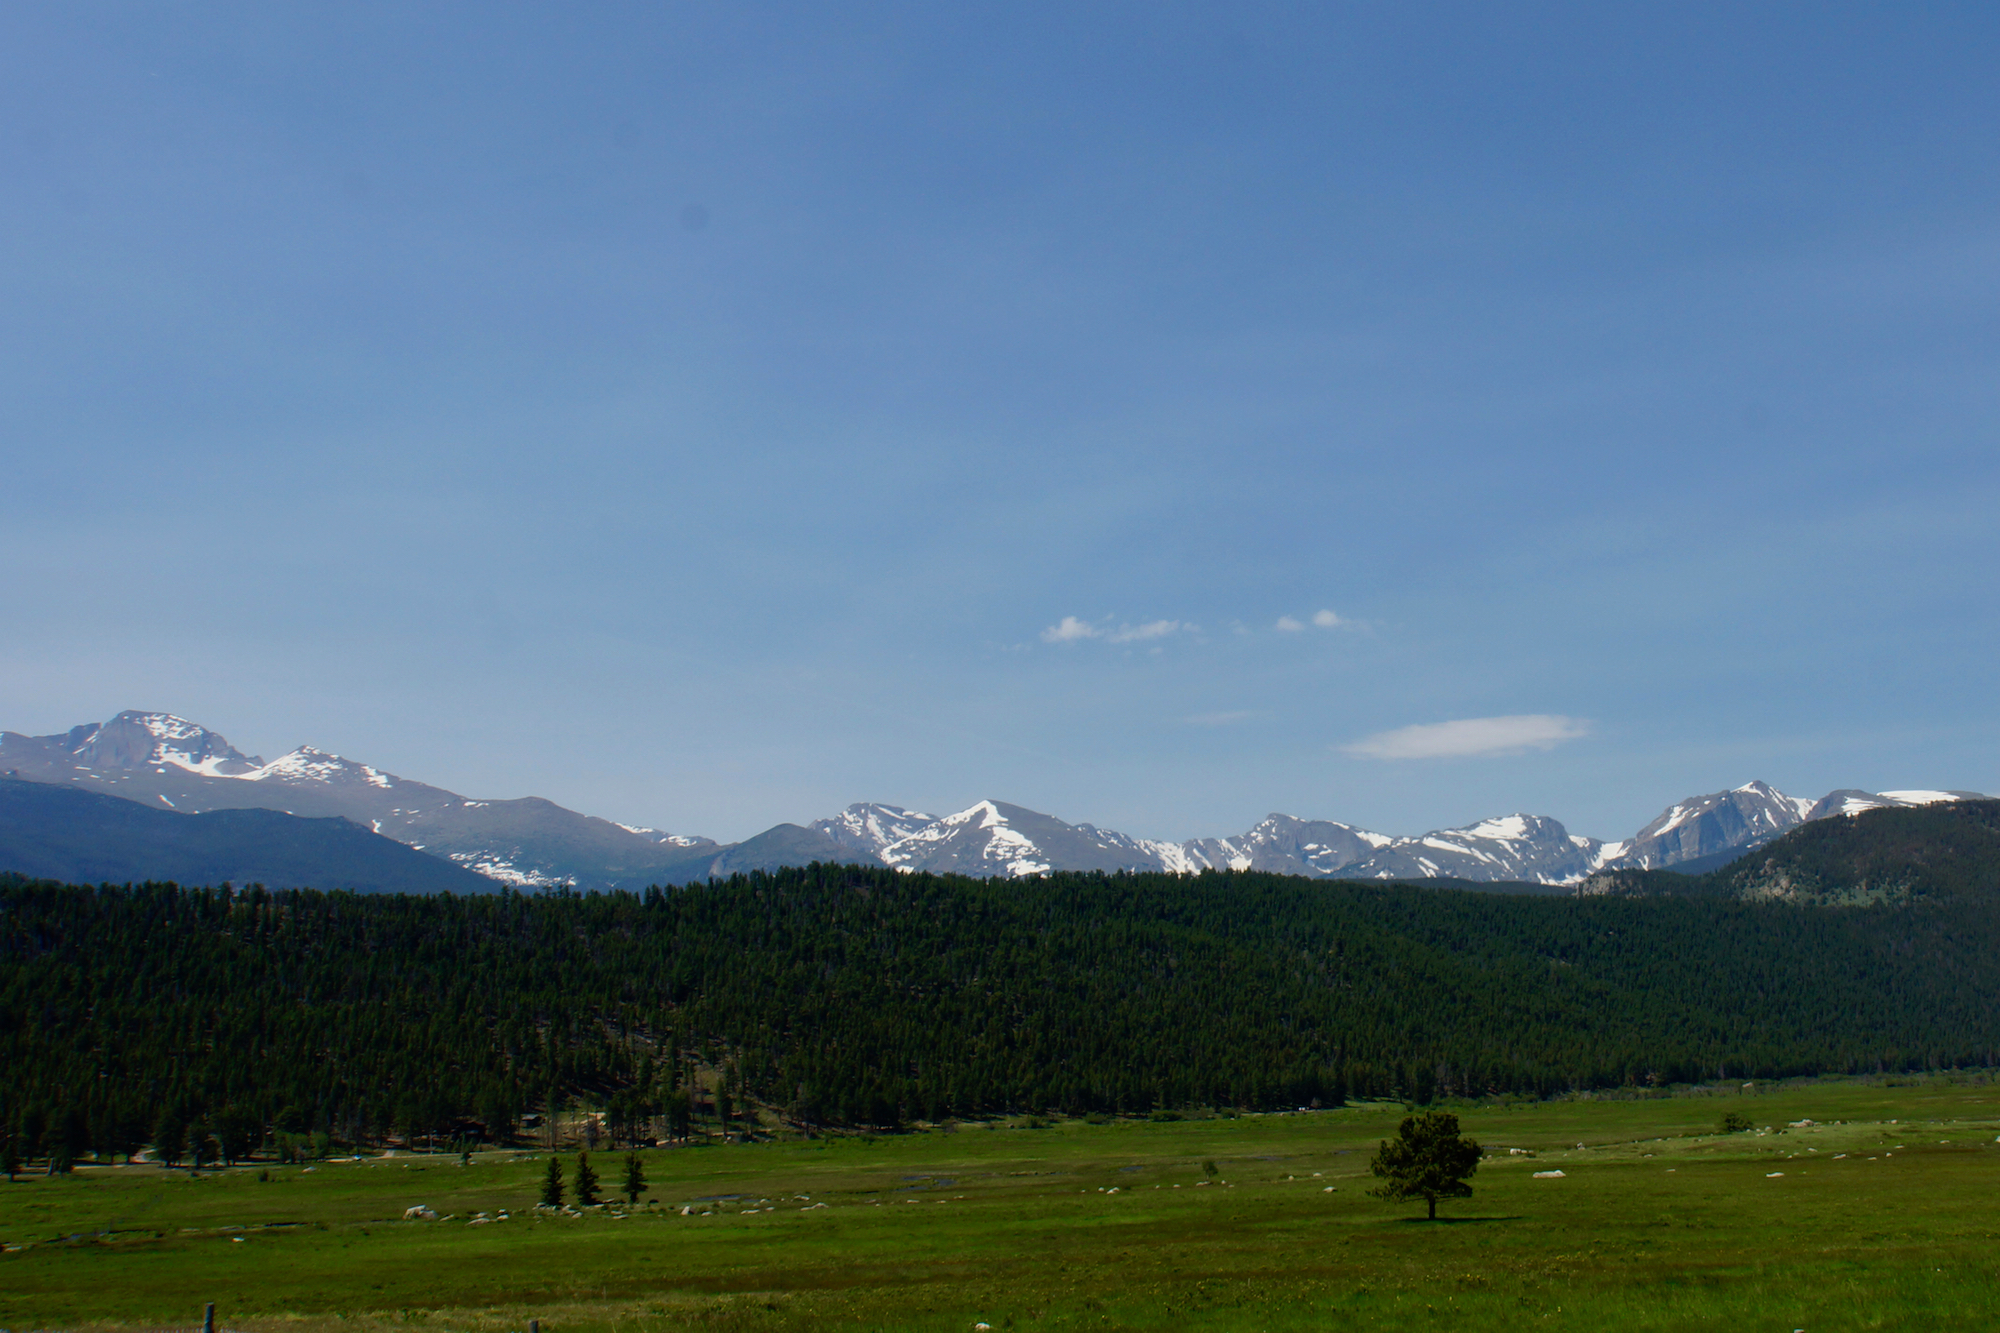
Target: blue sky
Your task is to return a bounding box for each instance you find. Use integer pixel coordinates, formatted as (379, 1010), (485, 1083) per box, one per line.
(4, 2), (1996, 842)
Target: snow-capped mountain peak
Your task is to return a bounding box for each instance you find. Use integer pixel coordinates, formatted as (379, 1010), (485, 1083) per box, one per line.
(1336, 812), (1602, 884)
(5, 708), (1990, 892)
(242, 746), (399, 789)
(612, 822), (713, 848)
(1612, 780), (1809, 870)
(66, 710), (264, 777)
(1804, 787), (1989, 819)
(808, 802), (939, 858)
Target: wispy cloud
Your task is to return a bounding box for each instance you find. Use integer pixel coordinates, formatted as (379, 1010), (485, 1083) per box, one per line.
(1041, 616), (1101, 643)
(1109, 619), (1183, 643)
(1042, 616), (1192, 645)
(1183, 709), (1255, 727)
(1277, 608), (1346, 632)
(1342, 714), (1591, 760)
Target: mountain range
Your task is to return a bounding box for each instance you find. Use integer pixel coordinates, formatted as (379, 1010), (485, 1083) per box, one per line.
(1, 709), (1986, 891)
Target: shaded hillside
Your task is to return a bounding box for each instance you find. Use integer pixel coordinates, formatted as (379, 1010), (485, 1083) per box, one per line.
(0, 778), (499, 894)
(1713, 799), (2000, 904)
(6, 861), (2000, 1150)
(1582, 801), (2000, 905)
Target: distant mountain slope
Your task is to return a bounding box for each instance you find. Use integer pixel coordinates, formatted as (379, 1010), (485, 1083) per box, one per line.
(1181, 814), (1393, 876)
(4, 709), (1986, 889)
(691, 824), (858, 880)
(1614, 780), (1813, 868)
(1, 711), (720, 890)
(0, 777), (500, 893)
(1580, 800), (2000, 906)
(874, 800), (1188, 877)
(809, 803), (939, 858)
(1331, 813), (1608, 884)
(1711, 799), (2000, 905)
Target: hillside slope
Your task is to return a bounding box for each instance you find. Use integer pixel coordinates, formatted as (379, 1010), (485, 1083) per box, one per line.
(0, 778), (501, 894)
(9, 857), (2000, 1137)
(1714, 799), (2000, 905)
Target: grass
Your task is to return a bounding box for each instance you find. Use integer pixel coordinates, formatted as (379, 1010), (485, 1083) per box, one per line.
(4, 1075), (2000, 1332)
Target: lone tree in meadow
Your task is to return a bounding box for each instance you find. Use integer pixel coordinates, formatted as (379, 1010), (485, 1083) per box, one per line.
(1369, 1110), (1482, 1220)
(622, 1152), (647, 1204)
(540, 1155), (565, 1208)
(574, 1151), (601, 1207)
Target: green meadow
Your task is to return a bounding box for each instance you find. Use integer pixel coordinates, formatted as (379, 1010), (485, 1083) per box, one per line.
(4, 1077), (1997, 1333)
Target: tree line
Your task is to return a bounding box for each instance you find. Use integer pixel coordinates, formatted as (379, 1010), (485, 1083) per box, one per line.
(4, 861), (1999, 1167)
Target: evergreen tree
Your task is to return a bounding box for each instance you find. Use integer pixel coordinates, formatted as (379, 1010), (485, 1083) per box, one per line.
(621, 1152), (646, 1204)
(18, 1106), (46, 1165)
(1369, 1111), (1482, 1220)
(152, 1112), (186, 1169)
(478, 1091), (513, 1145)
(8, 834), (2000, 1142)
(574, 1151), (600, 1207)
(212, 1106), (261, 1165)
(539, 1155), (564, 1208)
(1, 1136), (18, 1182)
(189, 1119), (217, 1170)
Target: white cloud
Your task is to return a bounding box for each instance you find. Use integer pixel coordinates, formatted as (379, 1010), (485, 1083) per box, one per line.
(1341, 714), (1592, 760)
(1041, 616), (1101, 643)
(1184, 710), (1255, 727)
(1109, 619), (1183, 643)
(1279, 609), (1346, 631)
(1043, 616), (1191, 645)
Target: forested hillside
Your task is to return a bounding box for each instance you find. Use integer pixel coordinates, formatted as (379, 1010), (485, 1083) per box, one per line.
(1714, 798), (2000, 903)
(0, 777), (498, 895)
(6, 860), (2000, 1164)
(1582, 800), (2000, 903)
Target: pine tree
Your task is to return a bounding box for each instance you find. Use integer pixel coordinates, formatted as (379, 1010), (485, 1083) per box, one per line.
(574, 1151), (600, 1207)
(1368, 1111), (1481, 1220)
(152, 1113), (186, 1169)
(539, 1155), (564, 1208)
(621, 1152), (646, 1204)
(1, 1137), (18, 1182)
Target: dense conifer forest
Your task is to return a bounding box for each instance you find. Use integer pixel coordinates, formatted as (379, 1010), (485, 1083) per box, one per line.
(4, 846), (2000, 1166)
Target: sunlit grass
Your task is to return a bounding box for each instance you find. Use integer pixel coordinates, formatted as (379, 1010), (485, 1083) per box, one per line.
(4, 1074), (1998, 1331)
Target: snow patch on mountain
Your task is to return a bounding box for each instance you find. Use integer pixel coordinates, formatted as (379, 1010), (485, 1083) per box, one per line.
(810, 803), (939, 858)
(1876, 789), (1973, 806)
(66, 711), (265, 777)
(9, 708), (1991, 891)
(242, 746), (399, 788)
(445, 851), (545, 886)
(613, 822), (711, 847)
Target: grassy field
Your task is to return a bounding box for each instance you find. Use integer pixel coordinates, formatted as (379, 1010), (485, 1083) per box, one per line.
(4, 1076), (1998, 1332)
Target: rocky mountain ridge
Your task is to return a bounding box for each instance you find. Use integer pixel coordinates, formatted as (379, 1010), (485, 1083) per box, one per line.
(2, 710), (1986, 890)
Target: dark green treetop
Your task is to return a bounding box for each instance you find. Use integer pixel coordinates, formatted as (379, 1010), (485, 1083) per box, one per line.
(1369, 1110), (1482, 1220)
(621, 1152), (647, 1204)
